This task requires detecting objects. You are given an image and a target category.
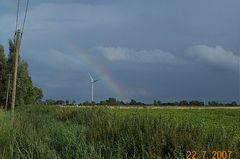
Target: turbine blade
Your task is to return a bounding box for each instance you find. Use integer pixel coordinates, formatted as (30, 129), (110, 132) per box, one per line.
(88, 72), (93, 81)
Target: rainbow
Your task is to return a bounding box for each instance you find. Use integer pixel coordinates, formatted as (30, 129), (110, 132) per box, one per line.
(66, 44), (126, 101)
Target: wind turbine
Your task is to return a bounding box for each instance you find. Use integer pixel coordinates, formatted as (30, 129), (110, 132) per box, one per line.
(88, 73), (99, 102)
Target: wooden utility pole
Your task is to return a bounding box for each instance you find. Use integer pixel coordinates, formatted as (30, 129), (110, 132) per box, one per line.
(10, 30), (21, 125)
(5, 74), (11, 111)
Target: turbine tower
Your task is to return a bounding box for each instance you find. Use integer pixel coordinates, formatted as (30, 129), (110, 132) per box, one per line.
(88, 73), (99, 102)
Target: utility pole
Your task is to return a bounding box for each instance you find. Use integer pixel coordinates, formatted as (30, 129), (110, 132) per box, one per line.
(5, 74), (11, 111)
(10, 29), (21, 125)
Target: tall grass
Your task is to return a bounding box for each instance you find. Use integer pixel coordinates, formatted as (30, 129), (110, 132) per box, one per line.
(0, 106), (239, 159)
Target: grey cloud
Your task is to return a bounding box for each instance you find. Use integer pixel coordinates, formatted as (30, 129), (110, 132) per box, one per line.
(26, 49), (83, 71)
(187, 45), (240, 71)
(96, 46), (181, 65)
(28, 3), (129, 29)
(44, 82), (66, 88)
(45, 17), (87, 23)
(0, 14), (16, 33)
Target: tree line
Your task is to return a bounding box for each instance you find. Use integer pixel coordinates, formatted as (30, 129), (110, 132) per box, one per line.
(153, 100), (238, 106)
(0, 40), (43, 108)
(41, 98), (239, 106)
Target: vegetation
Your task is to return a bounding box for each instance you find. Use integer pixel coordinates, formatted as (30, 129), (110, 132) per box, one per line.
(0, 42), (43, 108)
(43, 97), (239, 107)
(0, 105), (239, 159)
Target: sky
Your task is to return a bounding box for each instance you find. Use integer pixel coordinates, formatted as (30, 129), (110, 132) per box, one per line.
(0, 0), (239, 103)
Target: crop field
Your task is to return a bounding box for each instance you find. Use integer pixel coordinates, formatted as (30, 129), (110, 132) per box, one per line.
(0, 105), (240, 159)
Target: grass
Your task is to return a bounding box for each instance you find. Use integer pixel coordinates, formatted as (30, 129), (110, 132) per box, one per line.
(109, 108), (240, 138)
(0, 105), (240, 159)
(0, 108), (11, 158)
(0, 108), (4, 119)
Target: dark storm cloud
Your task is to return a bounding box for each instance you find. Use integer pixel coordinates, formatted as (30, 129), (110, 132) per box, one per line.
(0, 0), (239, 103)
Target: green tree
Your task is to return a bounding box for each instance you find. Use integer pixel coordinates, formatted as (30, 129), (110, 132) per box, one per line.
(130, 99), (137, 105)
(46, 99), (56, 105)
(65, 100), (69, 105)
(1, 39), (43, 106)
(55, 100), (65, 105)
(179, 100), (189, 106)
(0, 45), (7, 106)
(7, 39), (17, 73)
(33, 87), (43, 103)
(107, 98), (117, 105)
(231, 101), (237, 106)
(71, 100), (76, 105)
(16, 61), (43, 105)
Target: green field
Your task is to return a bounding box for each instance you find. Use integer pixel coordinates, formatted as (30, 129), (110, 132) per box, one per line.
(0, 105), (240, 159)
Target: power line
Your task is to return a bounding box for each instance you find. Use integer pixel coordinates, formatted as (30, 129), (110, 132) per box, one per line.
(21, 0), (30, 40)
(14, 0), (30, 42)
(15, 0), (20, 31)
